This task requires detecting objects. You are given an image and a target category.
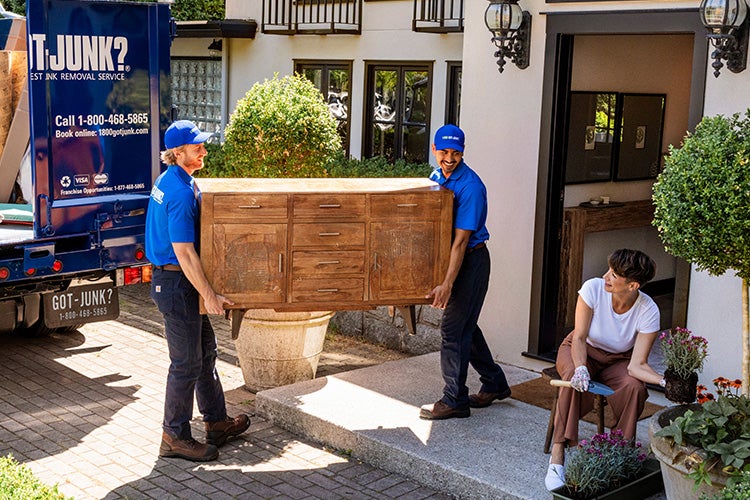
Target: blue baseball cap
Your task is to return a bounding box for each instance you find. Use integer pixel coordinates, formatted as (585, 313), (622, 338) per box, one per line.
(434, 124), (465, 152)
(164, 120), (213, 149)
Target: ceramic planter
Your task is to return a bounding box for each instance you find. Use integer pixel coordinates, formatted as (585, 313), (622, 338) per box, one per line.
(664, 369), (698, 404)
(234, 309), (333, 392)
(550, 458), (663, 500)
(649, 406), (727, 499)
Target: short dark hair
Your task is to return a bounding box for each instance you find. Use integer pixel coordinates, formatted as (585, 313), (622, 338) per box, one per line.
(608, 248), (656, 286)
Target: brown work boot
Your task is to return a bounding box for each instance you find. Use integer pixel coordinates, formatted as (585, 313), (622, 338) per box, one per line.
(469, 387), (512, 408)
(419, 400), (470, 420)
(205, 414), (251, 446)
(158, 432), (218, 462)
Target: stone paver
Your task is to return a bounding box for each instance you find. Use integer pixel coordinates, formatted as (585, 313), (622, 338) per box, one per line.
(0, 283), (447, 499)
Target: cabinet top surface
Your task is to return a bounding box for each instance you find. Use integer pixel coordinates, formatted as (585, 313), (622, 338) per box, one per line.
(195, 177), (445, 194)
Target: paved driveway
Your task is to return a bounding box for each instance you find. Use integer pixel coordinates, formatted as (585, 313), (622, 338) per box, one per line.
(0, 284), (448, 499)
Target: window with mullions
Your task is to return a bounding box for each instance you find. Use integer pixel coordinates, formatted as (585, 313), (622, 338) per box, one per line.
(295, 61), (352, 155)
(171, 57), (223, 137)
(364, 63), (432, 163)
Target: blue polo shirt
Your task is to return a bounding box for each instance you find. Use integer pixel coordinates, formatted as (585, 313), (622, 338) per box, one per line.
(145, 165), (199, 266)
(429, 161), (490, 249)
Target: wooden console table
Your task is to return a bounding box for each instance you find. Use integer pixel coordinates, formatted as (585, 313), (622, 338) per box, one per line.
(557, 200), (655, 337)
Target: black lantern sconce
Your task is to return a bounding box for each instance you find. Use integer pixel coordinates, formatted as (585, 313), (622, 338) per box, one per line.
(485, 0), (531, 74)
(699, 0), (749, 77)
(208, 38), (223, 58)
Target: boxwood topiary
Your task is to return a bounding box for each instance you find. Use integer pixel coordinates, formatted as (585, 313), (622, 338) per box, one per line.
(222, 74), (343, 178)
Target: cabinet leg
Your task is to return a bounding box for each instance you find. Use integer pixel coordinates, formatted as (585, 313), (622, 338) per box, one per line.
(230, 309), (248, 340)
(396, 305), (417, 335)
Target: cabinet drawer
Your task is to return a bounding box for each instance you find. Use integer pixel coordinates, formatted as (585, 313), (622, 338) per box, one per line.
(292, 250), (365, 275)
(291, 278), (364, 303)
(370, 193), (443, 218)
(293, 194), (366, 219)
(292, 223), (365, 247)
(212, 194), (288, 219)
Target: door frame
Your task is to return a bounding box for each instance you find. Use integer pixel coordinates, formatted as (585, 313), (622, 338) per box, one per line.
(526, 9), (708, 360)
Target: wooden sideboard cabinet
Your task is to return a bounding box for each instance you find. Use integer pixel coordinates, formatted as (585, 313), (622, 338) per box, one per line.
(197, 178), (453, 316)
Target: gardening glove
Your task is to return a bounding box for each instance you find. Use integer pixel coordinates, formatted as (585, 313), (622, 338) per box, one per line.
(570, 365), (590, 392)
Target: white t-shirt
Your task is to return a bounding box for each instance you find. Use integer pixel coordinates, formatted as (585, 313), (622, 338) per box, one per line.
(579, 277), (660, 354)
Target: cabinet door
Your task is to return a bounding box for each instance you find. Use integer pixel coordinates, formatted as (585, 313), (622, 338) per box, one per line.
(212, 223), (286, 305)
(370, 221), (439, 301)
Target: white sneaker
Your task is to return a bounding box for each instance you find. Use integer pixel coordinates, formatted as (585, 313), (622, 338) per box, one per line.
(545, 463), (565, 491)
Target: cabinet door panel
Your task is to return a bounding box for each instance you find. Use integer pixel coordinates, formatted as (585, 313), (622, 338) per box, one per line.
(291, 278), (364, 303)
(213, 223), (286, 304)
(292, 250), (366, 275)
(293, 194), (366, 219)
(370, 221), (438, 300)
(293, 223), (365, 247)
(369, 193), (443, 219)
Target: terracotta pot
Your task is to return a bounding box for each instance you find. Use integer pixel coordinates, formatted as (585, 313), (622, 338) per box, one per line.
(664, 369), (698, 404)
(649, 406), (728, 500)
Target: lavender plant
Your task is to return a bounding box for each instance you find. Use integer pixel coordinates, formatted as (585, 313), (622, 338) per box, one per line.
(660, 327), (709, 379)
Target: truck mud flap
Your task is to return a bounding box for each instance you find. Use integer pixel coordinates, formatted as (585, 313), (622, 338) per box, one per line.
(42, 282), (119, 328)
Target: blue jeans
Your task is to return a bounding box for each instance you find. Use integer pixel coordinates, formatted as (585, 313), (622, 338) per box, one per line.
(439, 246), (509, 409)
(151, 269), (227, 439)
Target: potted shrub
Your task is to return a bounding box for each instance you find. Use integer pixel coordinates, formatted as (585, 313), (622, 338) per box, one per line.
(550, 429), (663, 500)
(652, 110), (750, 388)
(213, 74), (343, 391)
(659, 327), (708, 404)
(650, 377), (750, 499)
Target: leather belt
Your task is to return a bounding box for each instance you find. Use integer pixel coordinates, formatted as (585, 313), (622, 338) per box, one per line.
(466, 242), (486, 254)
(153, 264), (182, 272)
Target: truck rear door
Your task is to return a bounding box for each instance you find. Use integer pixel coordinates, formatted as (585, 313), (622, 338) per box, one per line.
(26, 0), (171, 246)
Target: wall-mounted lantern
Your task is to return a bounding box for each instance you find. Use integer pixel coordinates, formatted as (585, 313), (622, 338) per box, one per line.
(699, 0), (749, 77)
(484, 0), (531, 74)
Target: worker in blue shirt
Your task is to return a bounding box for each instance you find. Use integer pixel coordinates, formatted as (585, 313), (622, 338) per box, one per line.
(420, 124), (511, 420)
(146, 120), (250, 461)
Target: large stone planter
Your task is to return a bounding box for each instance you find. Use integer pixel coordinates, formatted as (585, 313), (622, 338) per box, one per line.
(234, 310), (333, 392)
(649, 406), (728, 499)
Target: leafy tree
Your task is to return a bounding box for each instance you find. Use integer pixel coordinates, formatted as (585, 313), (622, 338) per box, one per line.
(2, 1), (225, 20)
(221, 74), (343, 178)
(652, 110), (750, 389)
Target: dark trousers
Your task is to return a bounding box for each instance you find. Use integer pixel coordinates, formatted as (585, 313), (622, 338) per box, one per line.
(439, 246), (509, 409)
(151, 269), (227, 439)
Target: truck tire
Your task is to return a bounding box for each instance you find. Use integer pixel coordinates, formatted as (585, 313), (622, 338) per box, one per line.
(16, 301), (82, 337)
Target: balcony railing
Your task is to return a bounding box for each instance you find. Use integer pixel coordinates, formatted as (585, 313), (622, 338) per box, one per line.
(413, 0), (464, 33)
(262, 0), (362, 35)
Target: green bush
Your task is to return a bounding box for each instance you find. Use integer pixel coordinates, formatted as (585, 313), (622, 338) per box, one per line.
(4, 1), (225, 19)
(327, 155), (433, 178)
(0, 455), (71, 500)
(222, 74), (343, 178)
(652, 111), (750, 281)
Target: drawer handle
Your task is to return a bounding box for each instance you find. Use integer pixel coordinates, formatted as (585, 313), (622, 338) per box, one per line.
(318, 232), (341, 236)
(278, 254), (283, 273)
(319, 204), (341, 208)
(397, 203), (418, 207)
(238, 205), (262, 209)
(318, 260), (341, 265)
(317, 288), (339, 293)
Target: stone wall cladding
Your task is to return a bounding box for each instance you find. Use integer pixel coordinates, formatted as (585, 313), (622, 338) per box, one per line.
(331, 305), (442, 355)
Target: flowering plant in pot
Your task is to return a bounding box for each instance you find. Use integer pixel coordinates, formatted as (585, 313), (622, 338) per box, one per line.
(653, 377), (750, 491)
(659, 327), (708, 403)
(550, 430), (662, 500)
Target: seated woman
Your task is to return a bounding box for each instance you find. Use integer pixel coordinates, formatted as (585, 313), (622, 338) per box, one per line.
(545, 248), (665, 491)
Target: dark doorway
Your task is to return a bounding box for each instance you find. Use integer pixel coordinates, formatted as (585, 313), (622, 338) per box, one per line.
(526, 10), (708, 362)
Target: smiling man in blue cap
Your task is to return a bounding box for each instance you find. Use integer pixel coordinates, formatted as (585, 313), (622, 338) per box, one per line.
(420, 124), (511, 420)
(146, 120), (250, 461)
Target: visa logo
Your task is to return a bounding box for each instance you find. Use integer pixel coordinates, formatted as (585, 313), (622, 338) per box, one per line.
(28, 34), (129, 72)
(74, 175), (90, 186)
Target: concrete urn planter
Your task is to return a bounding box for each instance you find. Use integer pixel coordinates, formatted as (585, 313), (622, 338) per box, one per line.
(234, 309), (333, 393)
(649, 405), (728, 500)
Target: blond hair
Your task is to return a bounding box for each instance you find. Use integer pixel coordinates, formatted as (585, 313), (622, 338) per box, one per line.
(160, 145), (183, 166)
